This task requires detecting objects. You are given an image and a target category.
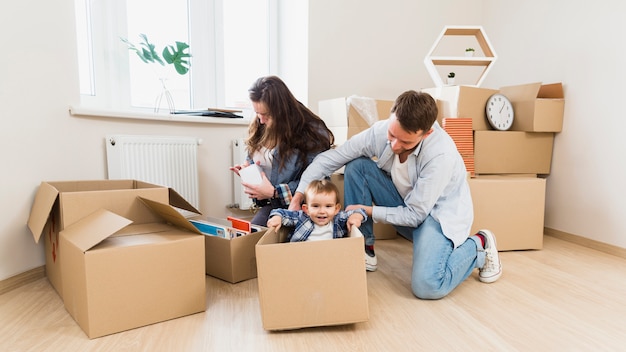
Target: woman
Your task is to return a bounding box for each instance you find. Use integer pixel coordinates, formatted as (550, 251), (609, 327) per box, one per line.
(230, 76), (334, 226)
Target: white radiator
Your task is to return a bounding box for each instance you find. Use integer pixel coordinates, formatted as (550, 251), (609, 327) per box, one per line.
(232, 138), (254, 210)
(106, 134), (201, 209)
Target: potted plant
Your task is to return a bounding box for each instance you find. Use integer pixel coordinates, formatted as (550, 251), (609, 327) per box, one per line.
(447, 72), (455, 85)
(465, 47), (475, 57)
(121, 34), (191, 113)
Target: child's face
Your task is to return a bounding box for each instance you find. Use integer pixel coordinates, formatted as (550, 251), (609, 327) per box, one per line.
(302, 191), (341, 227)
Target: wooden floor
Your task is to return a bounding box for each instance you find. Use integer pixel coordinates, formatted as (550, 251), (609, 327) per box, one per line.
(2, 235), (626, 351)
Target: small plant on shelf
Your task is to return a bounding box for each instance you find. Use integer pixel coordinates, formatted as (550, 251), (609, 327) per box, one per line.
(465, 47), (475, 57)
(465, 47), (475, 52)
(446, 72), (455, 85)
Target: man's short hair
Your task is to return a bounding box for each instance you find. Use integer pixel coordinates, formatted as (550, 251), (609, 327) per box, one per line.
(391, 90), (438, 133)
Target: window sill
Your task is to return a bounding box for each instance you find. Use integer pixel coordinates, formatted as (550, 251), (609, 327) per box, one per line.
(69, 106), (251, 126)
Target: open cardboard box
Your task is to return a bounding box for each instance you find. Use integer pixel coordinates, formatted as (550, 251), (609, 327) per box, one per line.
(422, 86), (499, 130)
(255, 226), (369, 330)
(191, 217), (267, 283)
(319, 96), (394, 146)
(27, 180), (207, 338)
(500, 82), (564, 132)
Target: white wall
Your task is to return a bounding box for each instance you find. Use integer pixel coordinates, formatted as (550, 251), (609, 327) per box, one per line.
(2, 0), (626, 281)
(307, 0), (626, 249)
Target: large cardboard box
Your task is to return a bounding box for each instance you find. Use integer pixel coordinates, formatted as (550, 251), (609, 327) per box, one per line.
(469, 176), (546, 250)
(192, 217), (267, 283)
(500, 82), (564, 132)
(319, 96), (394, 146)
(422, 86), (499, 130)
(27, 180), (190, 296)
(474, 131), (554, 175)
(331, 173), (398, 240)
(255, 227), (369, 330)
(27, 180), (207, 338)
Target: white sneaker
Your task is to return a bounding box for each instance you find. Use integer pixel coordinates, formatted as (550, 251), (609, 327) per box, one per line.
(478, 229), (502, 283)
(365, 245), (377, 272)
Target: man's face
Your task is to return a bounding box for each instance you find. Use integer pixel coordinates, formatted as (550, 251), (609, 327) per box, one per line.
(387, 114), (430, 155)
(302, 191), (341, 227)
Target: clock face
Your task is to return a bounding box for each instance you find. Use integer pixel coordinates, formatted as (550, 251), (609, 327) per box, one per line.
(485, 94), (514, 131)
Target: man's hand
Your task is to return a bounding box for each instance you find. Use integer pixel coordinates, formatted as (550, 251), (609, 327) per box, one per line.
(289, 192), (304, 211)
(346, 204), (372, 217)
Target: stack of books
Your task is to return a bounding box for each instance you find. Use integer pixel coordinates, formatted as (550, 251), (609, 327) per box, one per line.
(442, 117), (474, 177)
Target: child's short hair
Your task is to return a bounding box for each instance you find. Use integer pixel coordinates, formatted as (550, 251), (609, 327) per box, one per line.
(303, 179), (340, 204)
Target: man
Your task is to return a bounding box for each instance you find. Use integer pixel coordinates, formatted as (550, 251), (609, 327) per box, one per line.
(289, 90), (502, 299)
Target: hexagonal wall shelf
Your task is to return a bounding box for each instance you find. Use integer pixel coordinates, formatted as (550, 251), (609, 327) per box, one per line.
(424, 25), (497, 87)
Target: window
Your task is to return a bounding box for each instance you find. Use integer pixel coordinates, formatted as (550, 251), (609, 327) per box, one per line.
(74, 0), (276, 113)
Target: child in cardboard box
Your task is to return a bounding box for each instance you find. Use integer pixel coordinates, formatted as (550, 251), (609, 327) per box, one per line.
(266, 179), (366, 242)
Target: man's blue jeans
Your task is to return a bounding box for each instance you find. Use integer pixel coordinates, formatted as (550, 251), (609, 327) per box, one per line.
(344, 157), (485, 299)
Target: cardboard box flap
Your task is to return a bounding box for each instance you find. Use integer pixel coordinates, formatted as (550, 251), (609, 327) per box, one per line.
(60, 209), (133, 252)
(538, 83), (564, 99)
(168, 188), (201, 214)
(499, 82), (542, 102)
(138, 197), (202, 235)
(27, 182), (60, 243)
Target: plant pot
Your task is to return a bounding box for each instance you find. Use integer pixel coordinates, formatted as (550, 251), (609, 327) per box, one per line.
(465, 51), (474, 57)
(447, 78), (455, 85)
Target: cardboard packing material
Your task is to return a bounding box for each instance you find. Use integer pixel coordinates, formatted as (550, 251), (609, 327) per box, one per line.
(27, 180), (206, 338)
(422, 86), (499, 131)
(499, 82), (564, 132)
(474, 131), (554, 175)
(191, 217), (267, 283)
(255, 227), (369, 330)
(319, 96), (394, 146)
(469, 176), (546, 250)
(331, 173), (398, 240)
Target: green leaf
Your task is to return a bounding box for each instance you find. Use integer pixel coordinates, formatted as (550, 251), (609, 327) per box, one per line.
(162, 41), (191, 75)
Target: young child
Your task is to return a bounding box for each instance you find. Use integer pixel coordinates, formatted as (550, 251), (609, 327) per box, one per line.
(267, 179), (367, 242)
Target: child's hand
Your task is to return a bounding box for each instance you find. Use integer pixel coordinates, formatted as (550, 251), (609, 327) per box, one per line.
(346, 212), (365, 231)
(266, 215), (282, 232)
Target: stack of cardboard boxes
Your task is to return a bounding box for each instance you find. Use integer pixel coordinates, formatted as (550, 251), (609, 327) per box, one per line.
(424, 82), (565, 250)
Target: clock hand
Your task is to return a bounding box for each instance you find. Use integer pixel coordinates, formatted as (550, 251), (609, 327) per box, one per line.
(499, 102), (505, 113)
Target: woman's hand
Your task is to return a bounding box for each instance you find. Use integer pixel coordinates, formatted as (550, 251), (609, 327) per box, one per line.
(242, 170), (274, 200)
(228, 161), (250, 176)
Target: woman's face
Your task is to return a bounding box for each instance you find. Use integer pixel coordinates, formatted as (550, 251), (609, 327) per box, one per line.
(253, 101), (272, 127)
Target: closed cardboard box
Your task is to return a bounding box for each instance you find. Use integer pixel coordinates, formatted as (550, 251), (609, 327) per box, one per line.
(255, 227), (369, 330)
(319, 97), (394, 146)
(474, 131), (554, 174)
(500, 82), (564, 132)
(422, 86), (499, 130)
(469, 176), (546, 250)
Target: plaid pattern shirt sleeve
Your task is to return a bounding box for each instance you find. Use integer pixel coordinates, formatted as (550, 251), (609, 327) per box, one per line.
(273, 184), (292, 207)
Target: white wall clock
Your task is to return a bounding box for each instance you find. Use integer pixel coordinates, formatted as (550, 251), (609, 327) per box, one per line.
(485, 93), (514, 131)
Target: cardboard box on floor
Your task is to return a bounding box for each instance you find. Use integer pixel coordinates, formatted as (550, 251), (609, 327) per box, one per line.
(331, 173), (398, 240)
(27, 180), (206, 338)
(255, 227), (369, 330)
(422, 86), (498, 130)
(474, 131), (554, 175)
(193, 217), (267, 283)
(499, 82), (564, 132)
(319, 96), (394, 146)
(469, 175), (546, 250)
